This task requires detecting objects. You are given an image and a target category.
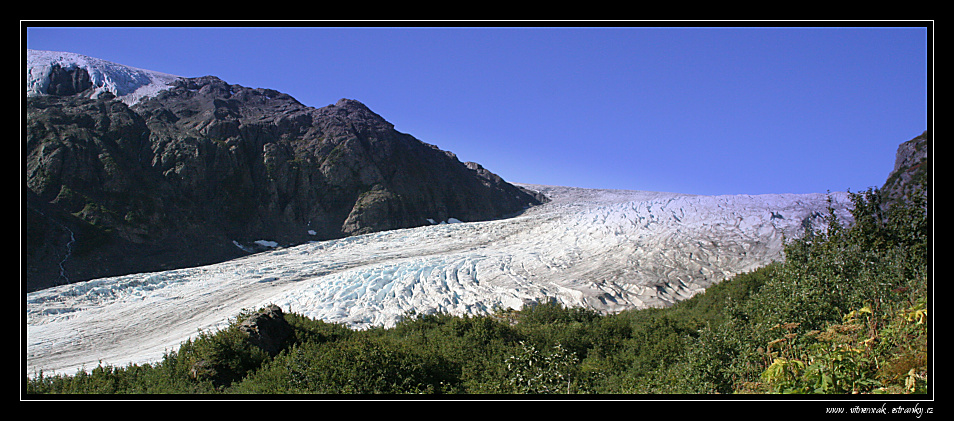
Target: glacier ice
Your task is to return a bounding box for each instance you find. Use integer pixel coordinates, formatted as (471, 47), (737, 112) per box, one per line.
(25, 184), (853, 377)
(26, 49), (181, 106)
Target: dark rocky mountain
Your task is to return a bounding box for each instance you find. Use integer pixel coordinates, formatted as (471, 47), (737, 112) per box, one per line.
(25, 71), (546, 292)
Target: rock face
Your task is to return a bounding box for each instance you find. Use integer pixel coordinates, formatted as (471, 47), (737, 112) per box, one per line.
(881, 130), (929, 208)
(25, 74), (546, 292)
(45, 64), (93, 96)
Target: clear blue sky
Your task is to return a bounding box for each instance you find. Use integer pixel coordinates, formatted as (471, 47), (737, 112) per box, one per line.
(24, 24), (930, 196)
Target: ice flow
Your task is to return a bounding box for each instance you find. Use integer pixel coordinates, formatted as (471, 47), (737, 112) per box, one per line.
(25, 184), (852, 377)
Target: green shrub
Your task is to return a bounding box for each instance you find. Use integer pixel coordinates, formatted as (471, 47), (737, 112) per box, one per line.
(234, 336), (459, 394)
(759, 299), (928, 394)
(503, 341), (581, 394)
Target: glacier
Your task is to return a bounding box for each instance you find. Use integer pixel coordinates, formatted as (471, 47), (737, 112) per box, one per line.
(23, 48), (856, 377)
(25, 184), (853, 377)
(26, 49), (181, 106)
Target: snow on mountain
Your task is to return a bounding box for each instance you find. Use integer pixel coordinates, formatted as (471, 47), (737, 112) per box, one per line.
(25, 184), (853, 377)
(26, 49), (181, 105)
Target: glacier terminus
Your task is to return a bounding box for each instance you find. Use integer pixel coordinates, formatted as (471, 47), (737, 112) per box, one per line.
(25, 184), (853, 377)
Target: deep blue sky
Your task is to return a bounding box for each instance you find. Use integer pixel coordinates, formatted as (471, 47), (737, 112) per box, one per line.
(24, 25), (930, 196)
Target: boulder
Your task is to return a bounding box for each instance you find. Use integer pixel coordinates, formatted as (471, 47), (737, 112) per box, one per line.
(238, 304), (293, 356)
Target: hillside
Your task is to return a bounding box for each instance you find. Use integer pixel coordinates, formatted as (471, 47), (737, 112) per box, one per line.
(25, 50), (545, 291)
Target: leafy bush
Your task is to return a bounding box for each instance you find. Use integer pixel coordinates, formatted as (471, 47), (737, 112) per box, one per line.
(503, 341), (580, 394)
(759, 301), (928, 394)
(234, 335), (459, 394)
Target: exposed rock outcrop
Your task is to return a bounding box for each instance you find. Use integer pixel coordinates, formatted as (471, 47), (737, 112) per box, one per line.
(26, 74), (546, 291)
(238, 304), (293, 357)
(46, 64), (93, 96)
(881, 130), (929, 209)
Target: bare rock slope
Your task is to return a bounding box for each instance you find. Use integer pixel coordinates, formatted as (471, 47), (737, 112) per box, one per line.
(26, 50), (544, 291)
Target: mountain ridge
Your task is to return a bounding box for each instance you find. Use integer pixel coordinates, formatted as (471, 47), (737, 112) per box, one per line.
(25, 50), (546, 291)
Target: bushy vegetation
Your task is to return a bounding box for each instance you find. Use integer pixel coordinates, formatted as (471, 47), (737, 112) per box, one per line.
(25, 183), (928, 396)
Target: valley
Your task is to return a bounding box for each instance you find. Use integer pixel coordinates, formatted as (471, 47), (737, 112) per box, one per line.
(25, 183), (852, 377)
